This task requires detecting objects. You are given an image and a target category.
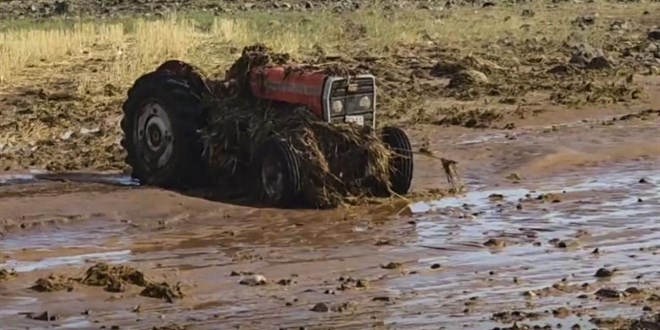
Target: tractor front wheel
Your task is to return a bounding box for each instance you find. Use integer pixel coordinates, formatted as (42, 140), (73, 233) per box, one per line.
(255, 137), (302, 207)
(380, 126), (414, 195)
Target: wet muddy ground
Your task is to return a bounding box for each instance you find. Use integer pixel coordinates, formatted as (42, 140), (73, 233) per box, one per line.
(1, 108), (658, 329)
(2, 1), (660, 328)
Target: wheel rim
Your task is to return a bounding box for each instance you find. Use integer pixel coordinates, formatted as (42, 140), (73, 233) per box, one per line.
(261, 153), (285, 202)
(135, 101), (174, 170)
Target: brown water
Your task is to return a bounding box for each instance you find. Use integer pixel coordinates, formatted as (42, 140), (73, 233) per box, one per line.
(1, 113), (659, 330)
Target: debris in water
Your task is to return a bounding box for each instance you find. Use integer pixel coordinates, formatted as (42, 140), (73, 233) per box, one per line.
(441, 158), (463, 192)
(0, 268), (17, 281)
(484, 238), (507, 248)
(381, 262), (403, 270)
(140, 281), (184, 303)
(25, 311), (59, 321)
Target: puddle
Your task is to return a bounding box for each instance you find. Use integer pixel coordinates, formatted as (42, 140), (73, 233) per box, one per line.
(0, 172), (139, 187)
(0, 162), (658, 329)
(0, 250), (132, 273)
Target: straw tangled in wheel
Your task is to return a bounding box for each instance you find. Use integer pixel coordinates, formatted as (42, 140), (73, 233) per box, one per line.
(195, 44), (395, 208)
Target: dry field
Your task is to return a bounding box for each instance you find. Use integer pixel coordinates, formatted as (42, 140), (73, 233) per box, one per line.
(1, 1), (660, 329)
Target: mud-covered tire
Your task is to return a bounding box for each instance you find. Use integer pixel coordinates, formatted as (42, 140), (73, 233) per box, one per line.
(120, 70), (206, 188)
(381, 126), (414, 195)
(254, 137), (302, 207)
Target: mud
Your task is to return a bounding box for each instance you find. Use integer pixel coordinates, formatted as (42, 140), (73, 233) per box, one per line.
(1, 106), (659, 329)
(2, 1), (660, 329)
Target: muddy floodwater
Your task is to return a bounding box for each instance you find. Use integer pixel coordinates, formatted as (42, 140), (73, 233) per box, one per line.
(1, 111), (659, 330)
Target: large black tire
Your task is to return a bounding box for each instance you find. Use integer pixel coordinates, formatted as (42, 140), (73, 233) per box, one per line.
(381, 126), (414, 195)
(254, 137), (302, 207)
(120, 70), (206, 188)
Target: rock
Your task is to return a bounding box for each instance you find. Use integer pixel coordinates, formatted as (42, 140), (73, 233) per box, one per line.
(595, 267), (614, 278)
(484, 238), (507, 248)
(381, 262), (403, 270)
(311, 302), (329, 312)
(239, 275), (267, 286)
(523, 290), (537, 298)
(552, 307), (571, 318)
(447, 70), (488, 89)
(648, 30), (660, 41)
(574, 15), (596, 27)
(587, 56), (612, 70)
(431, 263), (441, 269)
(610, 20), (629, 31)
(521, 9), (535, 17)
(595, 288), (621, 298)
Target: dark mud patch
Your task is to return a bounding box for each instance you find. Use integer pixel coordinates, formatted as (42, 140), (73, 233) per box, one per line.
(30, 274), (74, 292)
(26, 262), (183, 303)
(79, 262), (149, 289)
(140, 281), (184, 303)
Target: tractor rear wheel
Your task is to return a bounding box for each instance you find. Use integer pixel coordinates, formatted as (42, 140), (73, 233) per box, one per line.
(380, 126), (414, 195)
(255, 137), (302, 207)
(120, 70), (206, 188)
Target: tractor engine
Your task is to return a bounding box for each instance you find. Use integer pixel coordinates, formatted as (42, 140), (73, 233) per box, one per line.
(249, 66), (377, 128)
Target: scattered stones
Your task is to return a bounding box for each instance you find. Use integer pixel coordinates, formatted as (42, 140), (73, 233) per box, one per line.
(492, 311), (542, 323)
(277, 279), (293, 286)
(230, 271), (255, 277)
(569, 44), (613, 70)
(25, 311), (59, 322)
(337, 277), (369, 291)
(552, 307), (571, 318)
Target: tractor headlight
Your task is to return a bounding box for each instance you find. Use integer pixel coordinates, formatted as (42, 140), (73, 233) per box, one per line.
(332, 100), (344, 114)
(359, 96), (371, 110)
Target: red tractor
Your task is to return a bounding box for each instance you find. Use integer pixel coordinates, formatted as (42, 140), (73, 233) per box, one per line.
(120, 59), (414, 207)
